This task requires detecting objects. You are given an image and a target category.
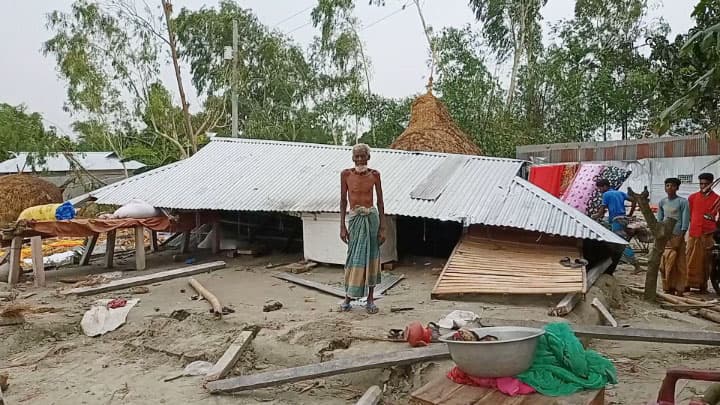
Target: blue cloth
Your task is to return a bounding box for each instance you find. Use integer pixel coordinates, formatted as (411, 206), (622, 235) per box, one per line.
(611, 218), (636, 262)
(602, 189), (629, 220)
(55, 202), (76, 220)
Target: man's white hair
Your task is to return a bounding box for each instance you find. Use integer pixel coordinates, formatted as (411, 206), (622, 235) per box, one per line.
(352, 143), (371, 156)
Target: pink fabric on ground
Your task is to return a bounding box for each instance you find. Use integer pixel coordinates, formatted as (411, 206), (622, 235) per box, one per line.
(560, 163), (605, 212)
(447, 366), (536, 396)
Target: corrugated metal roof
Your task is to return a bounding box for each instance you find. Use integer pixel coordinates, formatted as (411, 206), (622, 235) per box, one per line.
(0, 152), (146, 173)
(89, 138), (626, 244)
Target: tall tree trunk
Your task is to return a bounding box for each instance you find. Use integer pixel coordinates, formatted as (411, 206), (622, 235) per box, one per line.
(161, 0), (196, 155)
(506, 45), (522, 107)
(628, 187), (677, 302)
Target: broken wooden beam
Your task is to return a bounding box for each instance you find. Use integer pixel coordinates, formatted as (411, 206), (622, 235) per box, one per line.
(272, 272), (344, 297)
(63, 261), (226, 296)
(189, 278), (223, 316)
(356, 385), (382, 405)
(550, 258), (610, 316)
(30, 236), (45, 287)
(205, 328), (259, 381)
(591, 298), (618, 327)
(205, 344), (450, 394)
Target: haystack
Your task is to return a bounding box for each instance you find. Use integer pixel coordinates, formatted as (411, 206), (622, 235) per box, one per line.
(0, 175), (63, 225)
(390, 88), (482, 155)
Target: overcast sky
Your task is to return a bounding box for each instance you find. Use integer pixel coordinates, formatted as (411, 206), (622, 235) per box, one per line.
(0, 0), (695, 137)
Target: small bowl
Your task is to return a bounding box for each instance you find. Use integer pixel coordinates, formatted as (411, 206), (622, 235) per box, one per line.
(439, 326), (544, 377)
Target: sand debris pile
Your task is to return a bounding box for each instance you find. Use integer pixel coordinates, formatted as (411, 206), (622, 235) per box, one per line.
(390, 89), (482, 155)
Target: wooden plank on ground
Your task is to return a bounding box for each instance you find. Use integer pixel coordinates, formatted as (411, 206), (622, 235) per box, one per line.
(483, 318), (720, 346)
(376, 273), (405, 295)
(205, 344), (450, 394)
(80, 234), (98, 266)
(63, 261), (227, 296)
(550, 258), (611, 316)
(272, 272), (344, 298)
(205, 328), (258, 381)
(591, 298), (618, 327)
(356, 385), (382, 405)
(135, 226), (146, 271)
(105, 230), (116, 269)
(30, 236), (45, 287)
(7, 237), (22, 285)
(285, 261), (317, 274)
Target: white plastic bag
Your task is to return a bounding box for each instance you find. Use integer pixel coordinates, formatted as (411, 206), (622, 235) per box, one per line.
(113, 199), (160, 219)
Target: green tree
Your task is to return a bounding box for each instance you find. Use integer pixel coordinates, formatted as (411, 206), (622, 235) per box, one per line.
(468, 0), (548, 107)
(0, 103), (72, 164)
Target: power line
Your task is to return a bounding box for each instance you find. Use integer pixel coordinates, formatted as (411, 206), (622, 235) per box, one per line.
(360, 0), (413, 32)
(273, 5), (313, 27)
(286, 21), (313, 35)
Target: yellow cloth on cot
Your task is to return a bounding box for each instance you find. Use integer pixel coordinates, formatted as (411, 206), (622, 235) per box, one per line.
(17, 204), (61, 221)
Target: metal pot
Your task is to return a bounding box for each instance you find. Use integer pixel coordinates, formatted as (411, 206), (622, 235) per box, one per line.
(439, 326), (544, 378)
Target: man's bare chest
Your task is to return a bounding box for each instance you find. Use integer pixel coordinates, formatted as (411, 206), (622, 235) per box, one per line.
(347, 176), (374, 193)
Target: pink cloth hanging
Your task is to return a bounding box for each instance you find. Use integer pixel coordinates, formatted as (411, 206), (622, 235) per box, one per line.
(561, 164), (605, 212)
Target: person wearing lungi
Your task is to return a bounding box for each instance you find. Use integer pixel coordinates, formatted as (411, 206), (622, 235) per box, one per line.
(656, 177), (690, 295)
(686, 173), (720, 293)
(339, 143), (386, 314)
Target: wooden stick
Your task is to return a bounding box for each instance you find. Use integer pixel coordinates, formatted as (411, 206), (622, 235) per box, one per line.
(30, 236), (45, 287)
(205, 344), (450, 393)
(591, 298), (618, 327)
(150, 231), (159, 253)
(80, 234), (98, 266)
(189, 278), (223, 315)
(205, 329), (258, 381)
(356, 385), (381, 405)
(692, 309), (720, 324)
(7, 237), (22, 286)
(551, 258), (610, 316)
(135, 226), (146, 271)
(63, 261), (226, 296)
(105, 230), (116, 269)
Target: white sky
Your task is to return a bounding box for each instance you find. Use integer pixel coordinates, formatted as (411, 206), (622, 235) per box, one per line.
(0, 0), (695, 138)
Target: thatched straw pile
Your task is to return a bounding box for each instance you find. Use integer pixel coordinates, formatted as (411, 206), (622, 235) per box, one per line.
(0, 174), (63, 224)
(390, 89), (482, 155)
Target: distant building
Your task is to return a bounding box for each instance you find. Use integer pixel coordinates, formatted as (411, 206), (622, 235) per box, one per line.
(0, 152), (145, 199)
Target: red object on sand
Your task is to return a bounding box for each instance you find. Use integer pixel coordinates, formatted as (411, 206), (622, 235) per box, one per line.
(447, 366), (535, 396)
(106, 298), (127, 309)
(656, 368), (720, 404)
(404, 321), (433, 347)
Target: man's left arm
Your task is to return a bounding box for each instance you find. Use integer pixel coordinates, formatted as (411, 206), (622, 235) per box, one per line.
(375, 170), (386, 245)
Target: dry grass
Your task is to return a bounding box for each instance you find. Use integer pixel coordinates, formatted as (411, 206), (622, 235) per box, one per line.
(0, 174), (63, 225)
(390, 90), (482, 155)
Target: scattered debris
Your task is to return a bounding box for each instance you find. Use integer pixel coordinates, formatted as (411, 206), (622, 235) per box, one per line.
(180, 288), (186, 293)
(19, 292), (36, 299)
(263, 301), (283, 312)
(390, 306), (414, 313)
(81, 298), (139, 337)
(437, 310), (480, 329)
(71, 272), (124, 288)
(129, 286), (150, 294)
(205, 328), (259, 381)
(221, 306), (235, 315)
(0, 292), (16, 301)
(184, 360), (215, 376)
(189, 278), (223, 316)
(304, 297), (316, 303)
(170, 309), (191, 321)
(285, 261), (317, 274)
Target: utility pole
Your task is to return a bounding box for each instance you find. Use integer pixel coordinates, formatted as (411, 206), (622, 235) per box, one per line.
(232, 19), (239, 138)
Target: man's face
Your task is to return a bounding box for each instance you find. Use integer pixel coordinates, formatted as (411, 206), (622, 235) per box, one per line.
(665, 183), (678, 196)
(700, 178), (712, 191)
(352, 150), (369, 167)
(597, 185), (609, 193)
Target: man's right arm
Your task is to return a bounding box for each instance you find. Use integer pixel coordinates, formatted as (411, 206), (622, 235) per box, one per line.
(340, 170), (349, 243)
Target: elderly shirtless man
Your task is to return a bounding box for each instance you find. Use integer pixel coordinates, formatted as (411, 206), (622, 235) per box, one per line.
(339, 143), (385, 314)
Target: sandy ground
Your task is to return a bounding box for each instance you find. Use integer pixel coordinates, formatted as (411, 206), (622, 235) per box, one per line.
(1, 250), (720, 404)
